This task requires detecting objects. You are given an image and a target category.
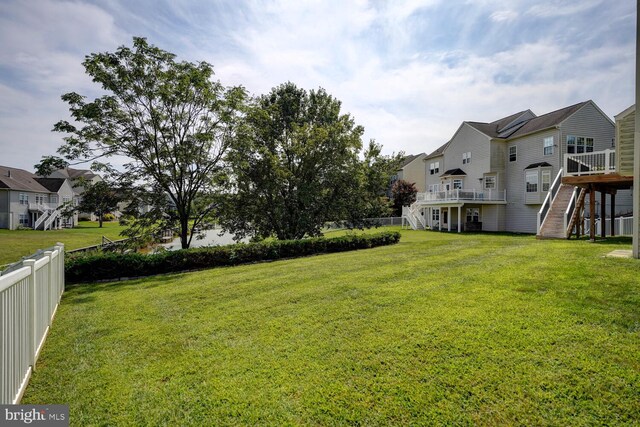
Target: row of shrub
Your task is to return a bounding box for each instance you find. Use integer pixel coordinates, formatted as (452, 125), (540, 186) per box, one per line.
(65, 231), (401, 283)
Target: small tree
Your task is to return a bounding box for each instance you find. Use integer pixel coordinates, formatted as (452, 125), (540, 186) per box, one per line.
(391, 180), (418, 216)
(77, 181), (122, 228)
(36, 37), (245, 248)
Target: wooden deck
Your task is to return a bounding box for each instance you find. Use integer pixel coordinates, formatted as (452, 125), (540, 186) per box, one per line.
(561, 173), (634, 241)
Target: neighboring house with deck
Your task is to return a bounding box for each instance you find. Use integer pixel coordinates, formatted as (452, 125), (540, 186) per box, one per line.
(403, 100), (632, 236)
(47, 167), (103, 221)
(0, 166), (77, 230)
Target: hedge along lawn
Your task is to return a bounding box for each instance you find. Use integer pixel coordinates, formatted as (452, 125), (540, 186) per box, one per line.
(0, 221), (126, 266)
(23, 230), (640, 425)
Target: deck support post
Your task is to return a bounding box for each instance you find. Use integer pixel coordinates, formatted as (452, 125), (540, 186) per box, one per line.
(611, 193), (616, 237)
(457, 206), (461, 233)
(600, 191), (607, 239)
(589, 186), (596, 241)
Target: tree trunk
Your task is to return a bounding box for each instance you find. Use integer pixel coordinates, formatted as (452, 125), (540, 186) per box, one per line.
(98, 211), (103, 228)
(180, 218), (190, 249)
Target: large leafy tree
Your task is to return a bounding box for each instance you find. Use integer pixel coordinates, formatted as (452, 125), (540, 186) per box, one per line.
(219, 82), (399, 240)
(37, 37), (245, 248)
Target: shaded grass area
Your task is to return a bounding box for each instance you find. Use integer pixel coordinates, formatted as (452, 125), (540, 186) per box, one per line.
(0, 222), (126, 265)
(23, 230), (640, 425)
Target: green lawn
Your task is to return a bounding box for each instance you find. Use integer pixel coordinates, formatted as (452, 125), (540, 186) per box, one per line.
(0, 221), (126, 266)
(23, 229), (640, 425)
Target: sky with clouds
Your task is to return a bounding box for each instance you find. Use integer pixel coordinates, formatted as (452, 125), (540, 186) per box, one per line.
(0, 0), (635, 171)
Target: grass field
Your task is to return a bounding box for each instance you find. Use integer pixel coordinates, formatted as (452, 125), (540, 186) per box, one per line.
(22, 229), (640, 425)
(0, 221), (126, 265)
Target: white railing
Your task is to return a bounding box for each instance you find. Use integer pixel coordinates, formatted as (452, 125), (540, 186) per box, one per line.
(564, 149), (616, 176)
(402, 206), (418, 229)
(416, 189), (506, 203)
(537, 169), (564, 233)
(28, 203), (53, 212)
(43, 209), (60, 231)
(33, 210), (52, 230)
(0, 244), (65, 404)
(584, 217), (634, 236)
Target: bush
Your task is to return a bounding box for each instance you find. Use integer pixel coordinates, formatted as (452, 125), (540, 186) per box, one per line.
(102, 213), (116, 222)
(65, 231), (401, 283)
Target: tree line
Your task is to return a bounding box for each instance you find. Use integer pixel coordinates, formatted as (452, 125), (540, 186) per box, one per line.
(37, 37), (405, 249)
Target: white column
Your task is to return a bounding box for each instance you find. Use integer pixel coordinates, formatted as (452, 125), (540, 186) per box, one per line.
(447, 207), (451, 232)
(457, 206), (462, 233)
(634, 1), (640, 258)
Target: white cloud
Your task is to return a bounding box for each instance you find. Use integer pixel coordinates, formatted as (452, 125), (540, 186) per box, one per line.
(490, 10), (519, 22)
(526, 0), (602, 18)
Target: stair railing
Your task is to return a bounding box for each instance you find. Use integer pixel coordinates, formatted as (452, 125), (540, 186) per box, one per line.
(537, 168), (563, 233)
(43, 209), (59, 231)
(563, 187), (579, 236)
(33, 210), (51, 230)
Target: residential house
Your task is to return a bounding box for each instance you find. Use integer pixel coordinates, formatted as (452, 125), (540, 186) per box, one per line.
(404, 100), (631, 236)
(0, 166), (77, 230)
(48, 167), (103, 221)
(389, 153), (427, 195)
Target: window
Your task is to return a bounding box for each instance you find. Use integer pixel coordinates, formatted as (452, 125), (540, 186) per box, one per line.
(543, 137), (554, 155)
(509, 146), (517, 162)
(462, 152), (471, 164)
(19, 214), (29, 225)
(541, 170), (551, 192)
(453, 179), (463, 189)
(567, 135), (594, 154)
(50, 195), (58, 204)
(429, 161), (440, 175)
(526, 170), (538, 193)
(466, 208), (479, 223)
(428, 184), (439, 193)
(484, 176), (496, 190)
(432, 208), (440, 222)
(19, 193), (28, 205)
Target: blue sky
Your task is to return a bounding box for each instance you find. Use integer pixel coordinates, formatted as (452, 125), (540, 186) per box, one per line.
(0, 0), (635, 171)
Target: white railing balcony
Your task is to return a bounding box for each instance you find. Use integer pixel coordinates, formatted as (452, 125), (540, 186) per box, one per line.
(564, 149), (616, 176)
(28, 203), (54, 212)
(416, 189), (506, 203)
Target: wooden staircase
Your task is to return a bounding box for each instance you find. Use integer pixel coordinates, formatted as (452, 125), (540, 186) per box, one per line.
(538, 184), (576, 239)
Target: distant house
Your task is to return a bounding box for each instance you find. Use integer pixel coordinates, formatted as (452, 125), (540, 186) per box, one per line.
(403, 100), (631, 236)
(0, 165), (77, 230)
(389, 153), (427, 196)
(48, 167), (103, 221)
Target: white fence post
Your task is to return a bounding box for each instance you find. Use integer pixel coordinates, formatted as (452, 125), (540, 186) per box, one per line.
(23, 259), (37, 369)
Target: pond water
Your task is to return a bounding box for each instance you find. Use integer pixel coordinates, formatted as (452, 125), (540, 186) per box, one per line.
(162, 228), (248, 250)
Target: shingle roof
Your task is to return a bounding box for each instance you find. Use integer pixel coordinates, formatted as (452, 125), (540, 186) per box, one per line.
(466, 110), (532, 138)
(440, 168), (467, 177)
(507, 101), (589, 139)
(0, 166), (52, 193)
(34, 178), (66, 192)
(53, 167), (97, 179)
(425, 141), (450, 160)
(524, 162), (553, 169)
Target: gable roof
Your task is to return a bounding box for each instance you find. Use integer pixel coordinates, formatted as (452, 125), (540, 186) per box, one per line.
(0, 166), (51, 193)
(34, 178), (66, 192)
(507, 101), (589, 139)
(52, 167), (98, 180)
(424, 141), (450, 160)
(399, 153), (426, 169)
(466, 110), (532, 138)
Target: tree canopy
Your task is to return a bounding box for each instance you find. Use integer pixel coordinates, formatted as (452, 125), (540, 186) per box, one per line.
(391, 179), (418, 215)
(37, 37), (245, 248)
(218, 82), (401, 240)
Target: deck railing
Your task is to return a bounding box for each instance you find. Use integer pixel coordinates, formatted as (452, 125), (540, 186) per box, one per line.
(537, 169), (563, 233)
(0, 244), (65, 404)
(584, 217), (634, 236)
(564, 149), (616, 176)
(416, 189), (506, 203)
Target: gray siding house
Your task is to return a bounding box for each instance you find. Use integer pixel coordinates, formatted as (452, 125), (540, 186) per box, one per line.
(0, 166), (77, 230)
(404, 100), (629, 234)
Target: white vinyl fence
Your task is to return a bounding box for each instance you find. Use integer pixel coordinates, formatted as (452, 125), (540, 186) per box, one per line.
(0, 244), (65, 404)
(583, 217), (634, 237)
